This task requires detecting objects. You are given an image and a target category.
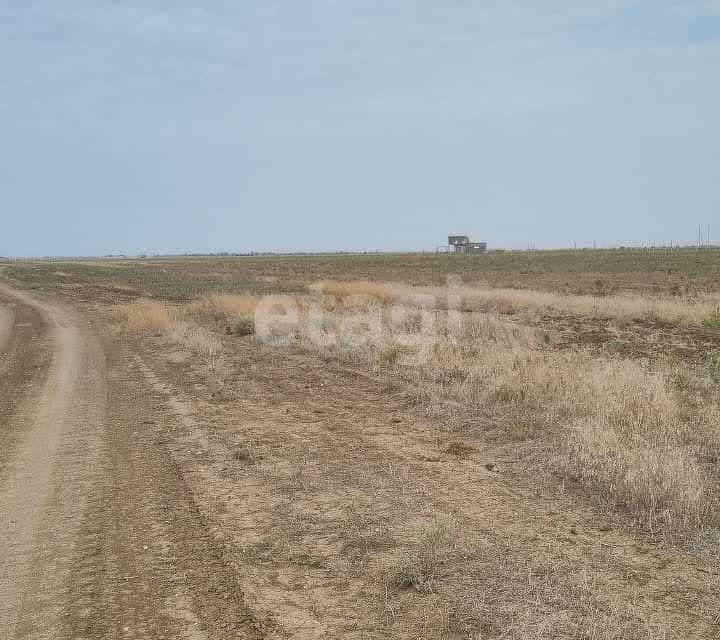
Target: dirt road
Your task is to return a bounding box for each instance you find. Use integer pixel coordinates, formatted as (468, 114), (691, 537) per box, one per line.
(0, 282), (261, 639)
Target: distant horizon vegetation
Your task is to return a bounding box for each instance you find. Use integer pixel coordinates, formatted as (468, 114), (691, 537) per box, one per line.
(1, 242), (719, 262)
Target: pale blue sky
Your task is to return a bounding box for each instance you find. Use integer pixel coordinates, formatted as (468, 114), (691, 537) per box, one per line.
(2, 2), (719, 255)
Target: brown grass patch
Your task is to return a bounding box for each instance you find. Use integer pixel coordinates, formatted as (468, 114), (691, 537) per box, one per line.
(441, 285), (720, 327)
(186, 294), (261, 321)
(115, 301), (177, 332)
(312, 280), (398, 304)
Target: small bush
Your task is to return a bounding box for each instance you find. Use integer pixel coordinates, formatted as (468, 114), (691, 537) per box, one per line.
(232, 315), (255, 336)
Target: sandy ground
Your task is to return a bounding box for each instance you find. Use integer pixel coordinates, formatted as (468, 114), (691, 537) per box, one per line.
(0, 282), (262, 639)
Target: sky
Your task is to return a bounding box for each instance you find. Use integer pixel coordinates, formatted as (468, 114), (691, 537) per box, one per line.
(1, 1), (719, 256)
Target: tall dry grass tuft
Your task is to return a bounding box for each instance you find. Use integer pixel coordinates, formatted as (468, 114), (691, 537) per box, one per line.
(115, 301), (177, 332)
(312, 280), (398, 305)
(186, 294), (261, 322)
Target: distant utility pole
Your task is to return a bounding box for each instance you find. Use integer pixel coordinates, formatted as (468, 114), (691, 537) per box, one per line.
(698, 223), (712, 247)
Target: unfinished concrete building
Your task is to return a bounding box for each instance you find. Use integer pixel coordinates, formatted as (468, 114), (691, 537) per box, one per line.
(447, 235), (487, 254)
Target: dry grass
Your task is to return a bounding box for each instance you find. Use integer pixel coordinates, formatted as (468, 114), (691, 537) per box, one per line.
(439, 284), (720, 327)
(186, 294), (261, 322)
(115, 301), (225, 371)
(116, 282), (720, 542)
(163, 320), (225, 370)
(412, 313), (720, 538)
(115, 301), (177, 332)
(312, 280), (398, 304)
(277, 292), (720, 540)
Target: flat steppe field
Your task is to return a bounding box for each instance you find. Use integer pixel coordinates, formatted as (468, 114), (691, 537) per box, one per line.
(1, 249), (720, 639)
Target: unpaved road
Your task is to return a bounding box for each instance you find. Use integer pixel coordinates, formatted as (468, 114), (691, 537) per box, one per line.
(0, 282), (261, 639)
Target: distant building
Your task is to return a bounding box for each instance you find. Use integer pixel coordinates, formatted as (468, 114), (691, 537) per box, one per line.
(446, 235), (487, 254)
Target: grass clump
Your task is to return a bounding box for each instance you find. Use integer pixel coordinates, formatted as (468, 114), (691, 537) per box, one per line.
(388, 515), (455, 593)
(388, 552), (423, 589)
(230, 315), (255, 336)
